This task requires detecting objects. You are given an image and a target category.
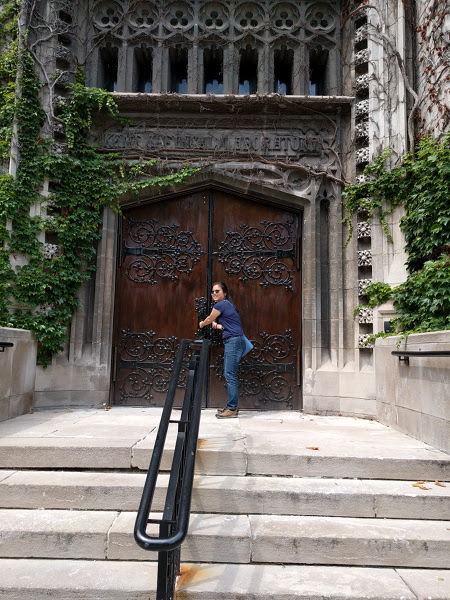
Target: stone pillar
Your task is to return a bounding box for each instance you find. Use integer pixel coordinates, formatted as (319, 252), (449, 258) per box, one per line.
(0, 328), (37, 422)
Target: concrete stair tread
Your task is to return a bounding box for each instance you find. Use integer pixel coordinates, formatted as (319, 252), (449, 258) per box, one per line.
(1, 470), (449, 519)
(0, 509), (449, 567)
(1, 410), (449, 479)
(0, 559), (449, 599)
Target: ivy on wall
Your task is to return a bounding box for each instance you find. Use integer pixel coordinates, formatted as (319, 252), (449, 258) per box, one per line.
(343, 135), (450, 336)
(0, 6), (198, 365)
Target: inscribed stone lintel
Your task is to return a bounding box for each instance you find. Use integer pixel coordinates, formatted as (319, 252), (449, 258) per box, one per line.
(103, 129), (325, 160)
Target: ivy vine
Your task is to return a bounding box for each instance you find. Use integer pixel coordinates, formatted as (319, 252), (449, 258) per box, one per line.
(343, 135), (450, 336)
(0, 10), (198, 366)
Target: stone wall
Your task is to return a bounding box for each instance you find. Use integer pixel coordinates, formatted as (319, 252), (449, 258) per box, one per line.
(0, 327), (37, 422)
(375, 331), (450, 454)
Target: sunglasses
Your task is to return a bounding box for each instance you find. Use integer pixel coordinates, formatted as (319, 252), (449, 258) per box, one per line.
(211, 290), (222, 295)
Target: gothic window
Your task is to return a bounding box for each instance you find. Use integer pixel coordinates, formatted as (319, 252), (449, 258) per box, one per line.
(239, 46), (258, 94)
(87, 0), (340, 96)
(309, 47), (328, 95)
(274, 46), (293, 95)
(135, 46), (153, 93)
(99, 44), (118, 92)
(203, 46), (223, 94)
(169, 46), (188, 93)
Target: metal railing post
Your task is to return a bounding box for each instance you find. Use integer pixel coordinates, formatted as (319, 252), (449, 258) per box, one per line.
(134, 338), (210, 600)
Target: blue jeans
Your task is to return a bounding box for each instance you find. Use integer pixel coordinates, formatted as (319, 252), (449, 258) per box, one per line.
(223, 335), (246, 410)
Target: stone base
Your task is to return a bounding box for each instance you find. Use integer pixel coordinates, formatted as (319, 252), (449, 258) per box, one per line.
(0, 327), (37, 422)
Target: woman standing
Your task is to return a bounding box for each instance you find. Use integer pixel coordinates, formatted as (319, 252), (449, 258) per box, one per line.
(199, 281), (246, 418)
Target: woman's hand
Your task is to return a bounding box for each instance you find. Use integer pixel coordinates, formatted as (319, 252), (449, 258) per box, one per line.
(212, 322), (223, 330)
(198, 308), (221, 329)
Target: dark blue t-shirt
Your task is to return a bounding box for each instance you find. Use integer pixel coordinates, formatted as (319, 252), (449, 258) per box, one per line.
(214, 299), (243, 340)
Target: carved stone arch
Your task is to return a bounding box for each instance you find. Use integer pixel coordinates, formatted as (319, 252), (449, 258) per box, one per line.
(198, 1), (230, 35)
(127, 1), (159, 36)
(270, 36), (303, 95)
(198, 32), (229, 48)
(270, 32), (302, 49)
(163, 1), (195, 37)
(304, 2), (338, 36)
(92, 0), (125, 36)
(89, 37), (121, 91)
(233, 2), (266, 35)
(163, 33), (194, 48)
(120, 168), (313, 213)
(269, 1), (301, 33)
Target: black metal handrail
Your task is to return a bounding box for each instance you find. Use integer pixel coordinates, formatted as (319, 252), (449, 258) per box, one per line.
(134, 338), (210, 600)
(0, 341), (14, 352)
(392, 350), (450, 365)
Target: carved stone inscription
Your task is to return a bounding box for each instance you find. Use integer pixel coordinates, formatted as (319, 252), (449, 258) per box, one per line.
(104, 128), (323, 160)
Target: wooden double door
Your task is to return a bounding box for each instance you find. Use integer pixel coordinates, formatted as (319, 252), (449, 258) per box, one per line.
(113, 189), (302, 410)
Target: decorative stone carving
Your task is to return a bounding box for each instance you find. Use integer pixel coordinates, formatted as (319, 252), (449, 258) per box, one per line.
(355, 99), (369, 117)
(38, 304), (53, 315)
(355, 74), (370, 92)
(56, 44), (72, 64)
(235, 2), (265, 30)
(53, 120), (65, 136)
(358, 278), (372, 296)
(55, 72), (69, 87)
(199, 2), (229, 30)
(306, 3), (337, 32)
(103, 124), (325, 161)
(355, 121), (369, 140)
(165, 1), (195, 30)
(57, 0), (75, 15)
(44, 197), (57, 209)
(94, 1), (122, 30)
(355, 174), (371, 184)
(355, 49), (369, 66)
(357, 206), (369, 219)
(358, 307), (373, 323)
(129, 2), (158, 28)
(271, 2), (300, 30)
(357, 221), (371, 238)
(53, 96), (69, 112)
(43, 243), (59, 259)
(355, 24), (368, 44)
(51, 143), (67, 155)
(356, 147), (369, 165)
(358, 334), (374, 348)
(354, 7), (368, 23)
(358, 250), (372, 266)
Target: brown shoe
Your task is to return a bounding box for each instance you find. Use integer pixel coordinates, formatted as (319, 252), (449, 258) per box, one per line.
(216, 408), (239, 419)
(216, 407), (239, 415)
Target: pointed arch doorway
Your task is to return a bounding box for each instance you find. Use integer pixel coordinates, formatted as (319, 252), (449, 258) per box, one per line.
(112, 187), (302, 410)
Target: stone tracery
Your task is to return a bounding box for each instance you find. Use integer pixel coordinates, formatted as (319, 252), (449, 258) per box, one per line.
(87, 0), (340, 96)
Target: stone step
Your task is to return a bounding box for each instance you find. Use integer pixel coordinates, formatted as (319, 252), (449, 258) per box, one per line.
(1, 509), (449, 568)
(1, 435), (449, 480)
(1, 470), (450, 520)
(0, 559), (449, 599)
(1, 409), (450, 480)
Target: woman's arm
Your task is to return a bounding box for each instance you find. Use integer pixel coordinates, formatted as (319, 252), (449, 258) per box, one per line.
(199, 308), (221, 328)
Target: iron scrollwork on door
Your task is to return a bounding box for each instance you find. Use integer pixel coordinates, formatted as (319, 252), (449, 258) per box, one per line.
(124, 218), (204, 284)
(195, 296), (223, 344)
(118, 329), (189, 404)
(212, 329), (295, 408)
(214, 220), (296, 291)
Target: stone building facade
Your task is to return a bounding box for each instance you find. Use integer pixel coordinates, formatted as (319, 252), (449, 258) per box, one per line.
(29, 0), (443, 415)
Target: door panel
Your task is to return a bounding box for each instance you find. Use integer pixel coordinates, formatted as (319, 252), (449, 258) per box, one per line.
(113, 191), (209, 405)
(208, 191), (301, 410)
(113, 189), (302, 409)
